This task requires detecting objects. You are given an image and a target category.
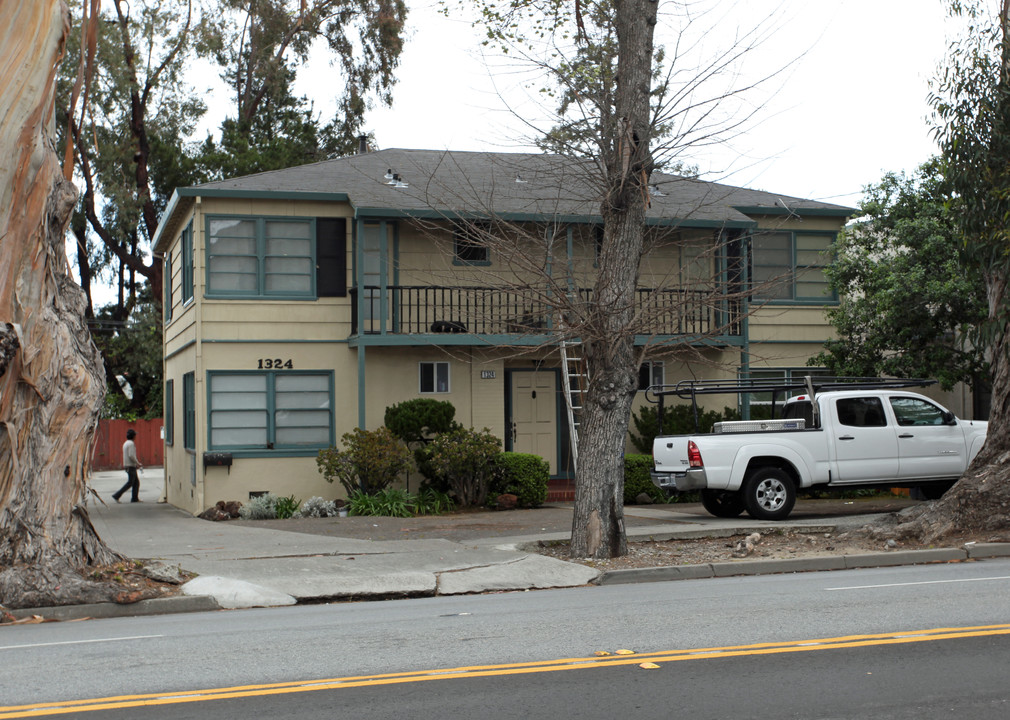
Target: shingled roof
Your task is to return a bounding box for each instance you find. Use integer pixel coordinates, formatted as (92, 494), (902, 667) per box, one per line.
(154, 148), (853, 252)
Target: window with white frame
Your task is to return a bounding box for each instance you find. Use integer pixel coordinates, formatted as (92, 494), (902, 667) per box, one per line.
(208, 371), (333, 450)
(638, 361), (664, 391)
(206, 216), (314, 297)
(419, 362), (450, 393)
(751, 231), (835, 302)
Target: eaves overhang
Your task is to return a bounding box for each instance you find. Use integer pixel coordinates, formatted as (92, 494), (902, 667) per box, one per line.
(732, 205), (856, 218)
(352, 206), (757, 230)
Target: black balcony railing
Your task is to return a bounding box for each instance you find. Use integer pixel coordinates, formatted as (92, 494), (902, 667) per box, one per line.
(351, 286), (742, 338)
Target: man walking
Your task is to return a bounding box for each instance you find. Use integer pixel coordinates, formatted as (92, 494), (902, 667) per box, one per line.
(112, 428), (142, 503)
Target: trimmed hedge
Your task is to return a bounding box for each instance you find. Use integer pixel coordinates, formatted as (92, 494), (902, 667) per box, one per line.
(624, 454), (666, 504)
(493, 452), (549, 508)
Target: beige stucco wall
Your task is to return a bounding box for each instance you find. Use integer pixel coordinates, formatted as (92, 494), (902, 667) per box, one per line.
(159, 194), (855, 513)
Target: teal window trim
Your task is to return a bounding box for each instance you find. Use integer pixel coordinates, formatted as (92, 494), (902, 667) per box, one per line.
(751, 230), (837, 304)
(182, 372), (195, 450)
(164, 251), (174, 322)
(204, 214), (317, 299)
(206, 369), (335, 452)
(164, 379), (174, 445)
(181, 222), (194, 304)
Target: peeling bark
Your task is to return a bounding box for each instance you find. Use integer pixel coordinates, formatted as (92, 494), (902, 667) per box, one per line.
(0, 0), (122, 609)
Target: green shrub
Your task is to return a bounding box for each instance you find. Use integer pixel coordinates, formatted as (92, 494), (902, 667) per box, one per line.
(428, 427), (502, 507)
(412, 487), (455, 514)
(349, 488), (413, 518)
(413, 444), (450, 493)
(298, 497), (338, 518)
(624, 454), (666, 504)
(630, 404), (741, 453)
(493, 452), (549, 508)
(347, 487), (455, 517)
(239, 493), (278, 520)
(383, 398), (458, 443)
(273, 494), (301, 519)
(317, 427), (412, 496)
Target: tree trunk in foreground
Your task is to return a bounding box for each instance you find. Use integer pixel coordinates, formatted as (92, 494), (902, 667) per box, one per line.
(569, 0), (657, 558)
(0, 0), (123, 609)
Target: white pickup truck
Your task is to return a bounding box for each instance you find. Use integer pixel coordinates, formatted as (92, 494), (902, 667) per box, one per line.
(649, 379), (988, 521)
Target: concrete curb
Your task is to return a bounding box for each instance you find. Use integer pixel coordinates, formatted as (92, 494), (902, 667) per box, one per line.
(6, 595), (221, 622)
(597, 546), (1009, 586)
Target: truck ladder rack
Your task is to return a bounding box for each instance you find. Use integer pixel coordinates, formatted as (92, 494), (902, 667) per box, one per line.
(643, 376), (936, 434)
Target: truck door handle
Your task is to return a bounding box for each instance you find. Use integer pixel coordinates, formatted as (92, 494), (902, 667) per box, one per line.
(838, 435), (855, 441)
(899, 433), (914, 438)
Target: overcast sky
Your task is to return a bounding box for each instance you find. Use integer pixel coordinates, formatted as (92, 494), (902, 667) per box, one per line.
(331, 0), (951, 209)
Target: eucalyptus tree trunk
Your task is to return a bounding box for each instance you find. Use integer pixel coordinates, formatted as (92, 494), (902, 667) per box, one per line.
(0, 0), (122, 609)
(569, 0), (657, 558)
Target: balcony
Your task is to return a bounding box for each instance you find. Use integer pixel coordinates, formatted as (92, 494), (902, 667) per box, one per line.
(350, 286), (742, 341)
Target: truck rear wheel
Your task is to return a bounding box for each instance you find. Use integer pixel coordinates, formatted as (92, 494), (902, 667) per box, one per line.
(701, 490), (746, 518)
(743, 468), (796, 521)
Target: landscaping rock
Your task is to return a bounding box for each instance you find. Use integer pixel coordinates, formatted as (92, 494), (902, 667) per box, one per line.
(495, 493), (518, 510)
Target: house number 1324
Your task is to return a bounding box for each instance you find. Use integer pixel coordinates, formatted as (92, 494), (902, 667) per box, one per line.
(258, 358), (294, 369)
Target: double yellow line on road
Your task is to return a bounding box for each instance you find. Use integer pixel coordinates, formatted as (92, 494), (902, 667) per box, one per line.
(6, 623), (1010, 718)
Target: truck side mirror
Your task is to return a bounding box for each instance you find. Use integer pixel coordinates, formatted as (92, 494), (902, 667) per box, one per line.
(942, 410), (956, 425)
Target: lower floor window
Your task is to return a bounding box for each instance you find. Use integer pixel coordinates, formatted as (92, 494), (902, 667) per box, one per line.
(209, 371), (333, 449)
(420, 361), (450, 393)
(638, 361), (665, 391)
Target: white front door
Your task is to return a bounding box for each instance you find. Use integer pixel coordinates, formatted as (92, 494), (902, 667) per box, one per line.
(510, 370), (557, 474)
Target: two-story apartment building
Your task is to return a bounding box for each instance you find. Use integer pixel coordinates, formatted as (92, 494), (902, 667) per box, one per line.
(152, 148), (852, 514)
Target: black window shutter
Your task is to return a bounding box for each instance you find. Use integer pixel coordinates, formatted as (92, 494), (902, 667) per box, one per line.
(316, 218), (347, 297)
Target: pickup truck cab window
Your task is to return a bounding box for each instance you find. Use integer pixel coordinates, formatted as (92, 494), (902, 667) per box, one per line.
(889, 396), (949, 426)
(835, 397), (887, 427)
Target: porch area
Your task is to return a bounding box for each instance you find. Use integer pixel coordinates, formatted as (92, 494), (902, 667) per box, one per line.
(351, 285), (742, 339)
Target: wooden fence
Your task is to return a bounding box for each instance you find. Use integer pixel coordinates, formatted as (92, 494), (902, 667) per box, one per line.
(91, 418), (163, 471)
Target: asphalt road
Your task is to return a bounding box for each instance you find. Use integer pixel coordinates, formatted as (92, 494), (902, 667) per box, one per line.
(5, 559), (1010, 719)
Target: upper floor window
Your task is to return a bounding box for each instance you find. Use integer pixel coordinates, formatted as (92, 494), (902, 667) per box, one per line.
(181, 222), (194, 303)
(206, 216), (314, 298)
(453, 222), (490, 265)
(164, 251), (174, 321)
(751, 231), (835, 302)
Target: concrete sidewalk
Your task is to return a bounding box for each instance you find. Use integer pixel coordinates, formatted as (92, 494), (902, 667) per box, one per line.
(12, 468), (1010, 621)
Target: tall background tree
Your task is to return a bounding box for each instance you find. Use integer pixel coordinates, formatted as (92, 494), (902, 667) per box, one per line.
(0, 0), (127, 608)
(61, 0), (407, 417)
(465, 0), (783, 558)
(813, 159), (988, 392)
(869, 0), (1010, 542)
